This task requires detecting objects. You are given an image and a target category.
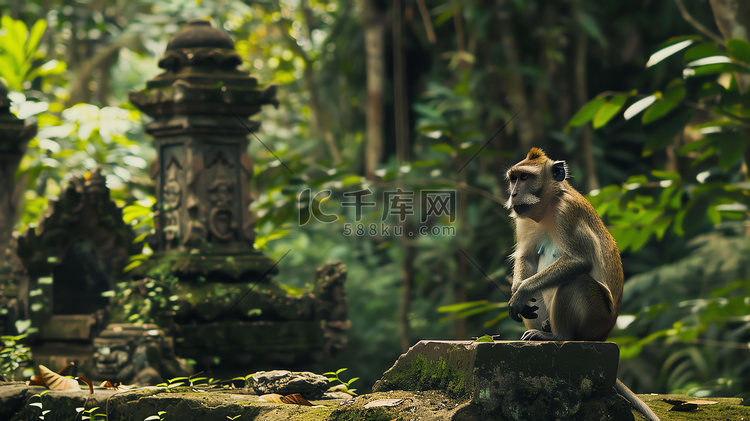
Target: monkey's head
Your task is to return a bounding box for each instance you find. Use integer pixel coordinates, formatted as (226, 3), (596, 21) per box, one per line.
(505, 148), (568, 221)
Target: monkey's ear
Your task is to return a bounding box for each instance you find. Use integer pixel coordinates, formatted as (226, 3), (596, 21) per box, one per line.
(552, 161), (567, 181)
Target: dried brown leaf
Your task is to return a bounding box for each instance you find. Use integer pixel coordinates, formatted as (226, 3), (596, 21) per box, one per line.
(259, 394), (285, 404)
(280, 393), (313, 406)
(27, 375), (46, 387)
(39, 364), (80, 391)
(686, 400), (718, 405)
(76, 376), (93, 395)
(100, 380), (118, 389)
(56, 362), (75, 376)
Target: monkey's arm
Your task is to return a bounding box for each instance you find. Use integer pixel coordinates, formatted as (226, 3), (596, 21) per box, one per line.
(516, 256), (591, 294)
(508, 255), (591, 322)
(511, 253), (537, 295)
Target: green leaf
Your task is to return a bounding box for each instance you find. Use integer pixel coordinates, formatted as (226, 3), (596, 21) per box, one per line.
(475, 334), (494, 342)
(629, 228), (651, 252)
(642, 97), (681, 125)
(122, 260), (142, 273)
(706, 206), (721, 225)
(568, 96), (607, 127)
(437, 300), (488, 313)
(685, 62), (750, 78)
(681, 198), (711, 236)
(431, 143), (454, 155)
(1, 16), (27, 68)
(623, 95), (656, 120)
(651, 170), (680, 181)
(578, 12), (605, 44)
(682, 42), (723, 63)
(340, 175), (363, 186)
(647, 38), (695, 68)
(726, 38), (750, 64)
(712, 132), (748, 170)
(593, 93), (628, 129)
(25, 19), (47, 57)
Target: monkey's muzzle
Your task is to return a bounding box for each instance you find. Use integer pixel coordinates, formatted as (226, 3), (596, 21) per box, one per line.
(513, 204), (532, 215)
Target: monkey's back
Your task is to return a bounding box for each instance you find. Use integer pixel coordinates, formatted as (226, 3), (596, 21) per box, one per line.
(556, 183), (624, 315)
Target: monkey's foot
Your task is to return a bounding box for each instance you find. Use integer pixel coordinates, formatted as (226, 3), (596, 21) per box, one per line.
(520, 329), (557, 341)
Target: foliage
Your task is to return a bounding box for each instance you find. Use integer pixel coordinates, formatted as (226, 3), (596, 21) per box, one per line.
(4, 0), (749, 398)
(612, 225), (750, 398)
(567, 17), (750, 398)
(143, 412), (167, 421)
(0, 333), (32, 380)
(323, 367), (359, 396)
(77, 407), (108, 421)
(109, 276), (178, 324)
(27, 391), (51, 420)
(572, 35), (750, 253)
(156, 373), (219, 389)
(0, 16), (65, 91)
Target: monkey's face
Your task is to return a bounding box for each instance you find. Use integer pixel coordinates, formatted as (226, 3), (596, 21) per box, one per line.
(506, 170), (544, 217)
(505, 152), (567, 221)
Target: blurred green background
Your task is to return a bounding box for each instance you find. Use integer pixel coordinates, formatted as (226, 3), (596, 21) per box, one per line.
(1, 0), (749, 399)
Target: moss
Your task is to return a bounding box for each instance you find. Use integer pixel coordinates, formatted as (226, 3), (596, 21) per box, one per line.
(634, 394), (750, 421)
(378, 353), (471, 398)
(131, 250), (278, 281)
(327, 408), (394, 421)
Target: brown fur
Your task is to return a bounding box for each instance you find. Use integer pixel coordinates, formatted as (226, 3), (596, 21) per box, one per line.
(506, 148), (623, 341)
(504, 149), (658, 420)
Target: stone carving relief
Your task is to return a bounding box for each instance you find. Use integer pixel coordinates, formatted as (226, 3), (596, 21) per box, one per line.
(162, 157), (183, 249)
(207, 153), (237, 242)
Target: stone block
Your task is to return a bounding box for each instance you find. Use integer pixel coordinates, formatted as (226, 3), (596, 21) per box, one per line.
(373, 340), (632, 421)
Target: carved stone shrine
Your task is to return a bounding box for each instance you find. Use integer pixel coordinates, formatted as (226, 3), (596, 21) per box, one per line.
(126, 20), (349, 371)
(129, 19), (278, 281)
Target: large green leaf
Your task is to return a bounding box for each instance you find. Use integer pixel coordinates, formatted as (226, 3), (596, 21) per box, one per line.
(593, 93), (629, 129)
(685, 61), (750, 78)
(623, 95), (656, 120)
(682, 42), (724, 63)
(712, 131), (748, 170)
(568, 96), (607, 127)
(25, 19), (47, 57)
(646, 37), (697, 68)
(642, 99), (681, 125)
(726, 38), (750, 65)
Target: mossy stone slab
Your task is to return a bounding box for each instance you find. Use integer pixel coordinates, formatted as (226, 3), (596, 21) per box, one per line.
(373, 340), (626, 420)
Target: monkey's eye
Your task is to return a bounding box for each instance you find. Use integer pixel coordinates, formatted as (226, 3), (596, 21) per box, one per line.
(520, 174), (529, 181)
(509, 175), (517, 182)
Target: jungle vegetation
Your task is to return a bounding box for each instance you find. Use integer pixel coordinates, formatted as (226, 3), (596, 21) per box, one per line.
(1, 0), (749, 398)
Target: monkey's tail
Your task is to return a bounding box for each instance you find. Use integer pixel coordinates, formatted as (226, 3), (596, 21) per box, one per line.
(614, 378), (660, 421)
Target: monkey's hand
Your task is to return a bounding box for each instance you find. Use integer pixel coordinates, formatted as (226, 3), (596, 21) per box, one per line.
(511, 278), (522, 295)
(508, 288), (539, 322)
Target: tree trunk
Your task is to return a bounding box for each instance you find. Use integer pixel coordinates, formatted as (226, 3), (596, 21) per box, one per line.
(573, 0), (599, 191)
(497, 0), (535, 151)
(399, 224), (416, 352)
(709, 0), (750, 92)
(393, 0), (410, 163)
(363, 0), (386, 179)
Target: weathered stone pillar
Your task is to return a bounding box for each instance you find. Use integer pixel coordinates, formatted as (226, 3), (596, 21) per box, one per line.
(0, 81), (35, 259)
(0, 79), (36, 335)
(130, 20), (278, 281)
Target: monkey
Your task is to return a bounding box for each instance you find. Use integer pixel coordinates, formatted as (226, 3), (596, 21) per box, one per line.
(505, 148), (660, 421)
